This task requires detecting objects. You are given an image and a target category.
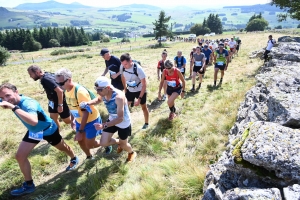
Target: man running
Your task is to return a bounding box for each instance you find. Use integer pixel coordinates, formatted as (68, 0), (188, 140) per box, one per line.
(27, 65), (73, 130)
(100, 48), (124, 91)
(120, 53), (149, 129)
(202, 45), (213, 66)
(190, 46), (206, 92)
(189, 47), (197, 78)
(263, 35), (276, 62)
(236, 37), (242, 56)
(81, 76), (137, 162)
(228, 37), (237, 61)
(55, 68), (112, 158)
(174, 51), (187, 77)
(158, 60), (185, 120)
(157, 50), (168, 101)
(0, 83), (79, 196)
(213, 43), (229, 87)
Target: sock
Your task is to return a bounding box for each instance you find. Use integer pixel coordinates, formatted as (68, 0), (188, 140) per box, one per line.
(86, 155), (93, 159)
(145, 123), (149, 125)
(26, 180), (33, 186)
(214, 81), (216, 85)
(173, 106), (176, 113)
(169, 106), (173, 112)
(220, 78), (223, 82)
(198, 83), (201, 88)
(192, 84), (195, 89)
(71, 156), (77, 161)
(130, 151), (134, 154)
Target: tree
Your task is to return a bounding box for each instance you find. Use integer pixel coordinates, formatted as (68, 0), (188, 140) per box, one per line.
(271, 0), (300, 21)
(153, 10), (171, 46)
(245, 18), (269, 31)
(0, 46), (10, 66)
(23, 32), (42, 52)
(206, 14), (223, 34)
(190, 23), (211, 36)
(49, 39), (60, 47)
(275, 25), (283, 29)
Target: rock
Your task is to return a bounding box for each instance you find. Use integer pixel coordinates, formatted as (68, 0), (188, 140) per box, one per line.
(223, 187), (282, 200)
(278, 36), (300, 43)
(283, 184), (300, 200)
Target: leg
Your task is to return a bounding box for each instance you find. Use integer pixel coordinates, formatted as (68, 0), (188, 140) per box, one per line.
(62, 116), (71, 124)
(167, 92), (180, 108)
(50, 113), (60, 130)
(99, 132), (117, 147)
(220, 70), (225, 79)
(163, 80), (167, 96)
(53, 139), (75, 158)
(214, 68), (219, 86)
(119, 138), (133, 153)
(141, 103), (149, 124)
(77, 133), (92, 157)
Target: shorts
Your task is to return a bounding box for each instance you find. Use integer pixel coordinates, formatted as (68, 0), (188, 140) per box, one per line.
(178, 67), (185, 75)
(103, 120), (132, 140)
(215, 63), (226, 70)
(193, 66), (205, 74)
(205, 59), (209, 65)
(166, 86), (182, 96)
(112, 81), (124, 91)
(125, 90), (147, 105)
(236, 45), (240, 51)
(23, 128), (62, 146)
(230, 48), (235, 52)
(75, 117), (102, 139)
(48, 100), (70, 119)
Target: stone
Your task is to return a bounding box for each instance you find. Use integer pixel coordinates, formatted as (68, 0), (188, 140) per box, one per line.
(223, 187), (282, 200)
(283, 184), (300, 200)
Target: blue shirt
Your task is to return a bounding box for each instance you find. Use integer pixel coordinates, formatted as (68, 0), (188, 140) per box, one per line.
(202, 48), (212, 59)
(16, 95), (57, 136)
(174, 56), (187, 68)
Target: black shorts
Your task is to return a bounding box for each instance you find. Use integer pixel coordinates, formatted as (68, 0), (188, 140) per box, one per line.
(205, 59), (209, 65)
(193, 66), (205, 74)
(236, 45), (240, 51)
(48, 100), (70, 119)
(167, 86), (182, 96)
(215, 63), (226, 70)
(103, 121), (132, 140)
(112, 81), (124, 91)
(22, 128), (62, 146)
(125, 90), (147, 105)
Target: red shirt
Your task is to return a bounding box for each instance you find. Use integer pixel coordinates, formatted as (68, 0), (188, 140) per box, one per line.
(164, 68), (180, 87)
(157, 60), (165, 72)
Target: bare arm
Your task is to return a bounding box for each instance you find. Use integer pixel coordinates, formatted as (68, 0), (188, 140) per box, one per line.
(87, 96), (102, 106)
(54, 87), (64, 105)
(177, 70), (185, 91)
(158, 71), (166, 93)
(121, 74), (127, 92)
(138, 78), (146, 99)
(79, 110), (89, 130)
(102, 67), (109, 76)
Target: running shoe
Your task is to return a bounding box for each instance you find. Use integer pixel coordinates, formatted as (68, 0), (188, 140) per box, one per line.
(161, 94), (166, 101)
(117, 145), (123, 154)
(105, 146), (112, 154)
(168, 113), (177, 121)
(190, 88), (195, 92)
(66, 156), (79, 171)
(126, 152), (137, 162)
(11, 182), (36, 196)
(142, 124), (149, 129)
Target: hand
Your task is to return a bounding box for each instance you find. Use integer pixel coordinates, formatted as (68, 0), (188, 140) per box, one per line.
(93, 123), (104, 130)
(134, 99), (141, 106)
(111, 73), (119, 79)
(0, 101), (14, 109)
(57, 106), (63, 113)
(180, 91), (185, 98)
(74, 132), (84, 141)
(200, 68), (203, 72)
(158, 93), (162, 100)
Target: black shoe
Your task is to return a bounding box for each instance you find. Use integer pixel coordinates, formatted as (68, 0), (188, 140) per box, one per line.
(190, 88), (195, 92)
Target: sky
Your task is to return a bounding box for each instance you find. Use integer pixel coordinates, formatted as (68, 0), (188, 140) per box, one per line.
(0, 0), (272, 9)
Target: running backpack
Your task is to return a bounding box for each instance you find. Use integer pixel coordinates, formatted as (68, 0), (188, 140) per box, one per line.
(175, 56), (184, 66)
(74, 84), (96, 105)
(268, 39), (274, 44)
(123, 62), (139, 77)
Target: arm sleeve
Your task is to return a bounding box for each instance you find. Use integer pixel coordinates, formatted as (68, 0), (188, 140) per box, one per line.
(183, 57), (187, 64)
(119, 65), (124, 74)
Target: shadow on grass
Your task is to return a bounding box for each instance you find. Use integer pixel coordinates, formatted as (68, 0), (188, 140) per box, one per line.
(206, 82), (223, 93)
(147, 98), (164, 111)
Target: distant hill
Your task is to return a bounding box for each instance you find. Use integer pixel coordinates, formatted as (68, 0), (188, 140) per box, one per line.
(117, 4), (161, 10)
(14, 0), (90, 10)
(223, 4), (282, 13)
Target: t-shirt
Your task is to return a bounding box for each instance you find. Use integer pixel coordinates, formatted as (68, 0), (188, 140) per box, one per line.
(105, 55), (123, 90)
(266, 39), (276, 51)
(202, 48), (212, 59)
(174, 56), (186, 68)
(228, 41), (237, 48)
(16, 95), (57, 136)
(65, 84), (99, 124)
(193, 53), (205, 67)
(237, 39), (242, 45)
(40, 72), (61, 102)
(120, 63), (146, 93)
(157, 60), (165, 72)
(215, 49), (229, 64)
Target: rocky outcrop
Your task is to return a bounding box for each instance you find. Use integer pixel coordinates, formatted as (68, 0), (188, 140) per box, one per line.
(203, 36), (300, 200)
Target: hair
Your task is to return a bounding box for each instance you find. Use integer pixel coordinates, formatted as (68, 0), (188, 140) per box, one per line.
(164, 60), (173, 68)
(0, 83), (17, 92)
(269, 35), (272, 37)
(120, 53), (131, 62)
(177, 50), (182, 54)
(162, 50), (168, 55)
(27, 65), (42, 73)
(55, 68), (72, 81)
(196, 46), (201, 49)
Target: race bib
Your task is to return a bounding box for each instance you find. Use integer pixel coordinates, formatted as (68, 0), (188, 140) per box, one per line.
(195, 61), (202, 66)
(217, 61), (224, 65)
(167, 81), (176, 87)
(70, 110), (80, 118)
(28, 131), (43, 141)
(49, 101), (54, 109)
(127, 80), (137, 87)
(180, 68), (185, 73)
(110, 70), (116, 75)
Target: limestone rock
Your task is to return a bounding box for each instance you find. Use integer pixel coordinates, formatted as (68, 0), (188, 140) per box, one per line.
(223, 187), (282, 200)
(283, 184), (300, 200)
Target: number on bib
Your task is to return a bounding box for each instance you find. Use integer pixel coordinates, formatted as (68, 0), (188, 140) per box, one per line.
(195, 61), (202, 66)
(28, 131), (43, 141)
(167, 81), (176, 87)
(127, 81), (137, 87)
(217, 61), (224, 65)
(49, 101), (54, 109)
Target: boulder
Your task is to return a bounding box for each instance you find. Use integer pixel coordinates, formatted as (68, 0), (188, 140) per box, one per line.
(283, 184), (300, 200)
(223, 188), (282, 200)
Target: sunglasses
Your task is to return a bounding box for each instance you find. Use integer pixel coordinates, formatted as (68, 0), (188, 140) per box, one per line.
(57, 79), (69, 86)
(94, 87), (106, 92)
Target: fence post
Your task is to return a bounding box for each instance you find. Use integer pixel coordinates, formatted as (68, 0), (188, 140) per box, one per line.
(32, 57), (34, 63)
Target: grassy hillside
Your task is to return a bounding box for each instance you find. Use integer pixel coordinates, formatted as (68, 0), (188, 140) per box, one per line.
(0, 32), (291, 199)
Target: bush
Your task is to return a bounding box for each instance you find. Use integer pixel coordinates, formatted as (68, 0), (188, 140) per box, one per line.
(275, 25), (282, 29)
(23, 40), (42, 52)
(121, 37), (130, 43)
(0, 46), (11, 66)
(102, 37), (110, 43)
(73, 49), (85, 52)
(50, 49), (73, 56)
(298, 24), (300, 28)
(239, 29), (244, 32)
(49, 39), (60, 47)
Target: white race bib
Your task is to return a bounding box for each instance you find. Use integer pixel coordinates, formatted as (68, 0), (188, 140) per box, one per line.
(217, 61), (224, 65)
(180, 68), (185, 73)
(110, 70), (116, 75)
(195, 61), (202, 66)
(70, 110), (80, 118)
(29, 131), (43, 141)
(127, 80), (137, 87)
(49, 101), (54, 109)
(167, 81), (176, 87)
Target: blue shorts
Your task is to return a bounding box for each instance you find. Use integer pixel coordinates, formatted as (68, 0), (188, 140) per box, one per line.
(75, 117), (102, 139)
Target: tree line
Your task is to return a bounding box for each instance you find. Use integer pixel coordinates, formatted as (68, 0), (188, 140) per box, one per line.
(190, 14), (223, 36)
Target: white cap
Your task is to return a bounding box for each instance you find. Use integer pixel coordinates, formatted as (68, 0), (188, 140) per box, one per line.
(95, 76), (110, 87)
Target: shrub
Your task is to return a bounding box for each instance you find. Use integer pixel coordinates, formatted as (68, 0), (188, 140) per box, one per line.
(239, 29), (244, 32)
(121, 37), (130, 43)
(49, 39), (60, 47)
(73, 49), (85, 52)
(102, 37), (110, 43)
(50, 49), (73, 56)
(0, 46), (11, 66)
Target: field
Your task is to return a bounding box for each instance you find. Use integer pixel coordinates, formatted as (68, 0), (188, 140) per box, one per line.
(0, 31), (289, 199)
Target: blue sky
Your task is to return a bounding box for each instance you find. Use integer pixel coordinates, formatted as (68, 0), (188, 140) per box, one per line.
(0, 0), (272, 8)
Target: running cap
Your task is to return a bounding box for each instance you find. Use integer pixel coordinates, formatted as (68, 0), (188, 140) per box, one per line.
(204, 44), (208, 48)
(95, 76), (111, 87)
(219, 43), (224, 47)
(100, 48), (109, 56)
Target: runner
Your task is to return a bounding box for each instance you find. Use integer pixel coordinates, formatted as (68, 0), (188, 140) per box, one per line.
(157, 50), (168, 101)
(228, 37), (237, 62)
(55, 68), (112, 159)
(27, 65), (73, 130)
(213, 43), (229, 87)
(202, 44), (213, 66)
(236, 37), (242, 56)
(0, 83), (79, 196)
(80, 76), (137, 162)
(189, 47), (197, 78)
(174, 51), (187, 77)
(190, 46), (206, 92)
(263, 35), (276, 62)
(120, 53), (149, 129)
(158, 60), (185, 120)
(100, 48), (124, 91)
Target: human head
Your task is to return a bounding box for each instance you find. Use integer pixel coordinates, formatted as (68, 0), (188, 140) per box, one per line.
(94, 76), (111, 96)
(269, 35), (272, 39)
(219, 43), (224, 49)
(100, 48), (111, 61)
(55, 68), (72, 90)
(192, 47), (196, 51)
(27, 65), (43, 81)
(120, 53), (132, 69)
(231, 37), (234, 41)
(196, 46), (201, 53)
(177, 50), (182, 57)
(0, 83), (20, 105)
(164, 60), (174, 70)
(161, 50), (168, 60)
(204, 44), (208, 49)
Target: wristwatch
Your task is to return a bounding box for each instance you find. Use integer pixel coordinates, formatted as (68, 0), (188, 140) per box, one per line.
(78, 130), (84, 133)
(58, 104), (63, 107)
(12, 105), (20, 112)
(104, 123), (108, 129)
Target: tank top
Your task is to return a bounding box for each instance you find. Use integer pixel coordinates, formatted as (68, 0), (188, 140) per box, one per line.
(103, 90), (131, 128)
(158, 60), (165, 72)
(164, 68), (181, 88)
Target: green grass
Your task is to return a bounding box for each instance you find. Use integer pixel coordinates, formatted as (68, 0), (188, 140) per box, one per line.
(0, 32), (288, 199)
